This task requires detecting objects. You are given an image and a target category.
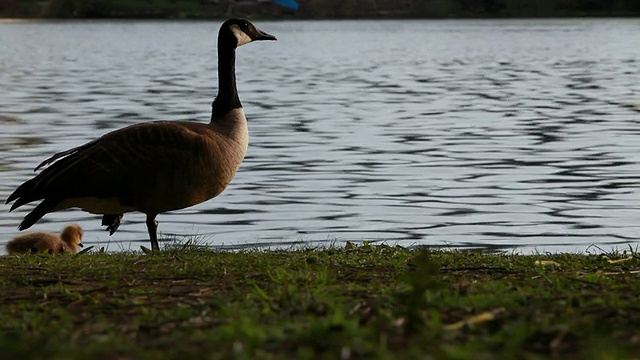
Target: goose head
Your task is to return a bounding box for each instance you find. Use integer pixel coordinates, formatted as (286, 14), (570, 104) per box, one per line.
(220, 18), (277, 48)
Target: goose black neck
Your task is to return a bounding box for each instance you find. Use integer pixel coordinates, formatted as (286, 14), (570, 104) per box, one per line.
(211, 41), (241, 122)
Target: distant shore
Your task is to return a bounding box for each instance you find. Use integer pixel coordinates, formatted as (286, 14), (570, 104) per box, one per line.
(1, 0), (639, 19)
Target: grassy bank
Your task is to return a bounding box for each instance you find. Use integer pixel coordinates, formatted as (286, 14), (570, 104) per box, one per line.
(0, 244), (639, 359)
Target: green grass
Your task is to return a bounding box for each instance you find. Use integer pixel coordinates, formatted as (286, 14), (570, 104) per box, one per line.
(1, 243), (639, 359)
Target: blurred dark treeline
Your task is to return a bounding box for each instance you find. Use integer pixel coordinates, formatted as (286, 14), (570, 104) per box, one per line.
(1, 0), (639, 18)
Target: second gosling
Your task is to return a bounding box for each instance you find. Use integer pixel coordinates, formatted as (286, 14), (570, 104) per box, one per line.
(6, 224), (84, 255)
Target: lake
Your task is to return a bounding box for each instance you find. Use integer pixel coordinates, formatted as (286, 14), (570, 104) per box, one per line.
(1, 18), (639, 253)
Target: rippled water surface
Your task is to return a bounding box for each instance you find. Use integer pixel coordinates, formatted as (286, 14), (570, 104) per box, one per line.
(1, 19), (640, 253)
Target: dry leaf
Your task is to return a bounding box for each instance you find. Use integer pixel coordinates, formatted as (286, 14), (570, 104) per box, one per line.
(443, 308), (505, 331)
(534, 260), (560, 267)
(606, 257), (633, 264)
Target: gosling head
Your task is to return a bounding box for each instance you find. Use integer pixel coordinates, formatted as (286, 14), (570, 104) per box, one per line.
(60, 224), (84, 253)
(221, 18), (277, 48)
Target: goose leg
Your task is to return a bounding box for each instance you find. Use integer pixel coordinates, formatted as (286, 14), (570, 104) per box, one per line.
(146, 215), (160, 251)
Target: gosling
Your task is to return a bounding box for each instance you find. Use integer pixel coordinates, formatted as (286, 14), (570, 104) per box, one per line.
(6, 224), (84, 255)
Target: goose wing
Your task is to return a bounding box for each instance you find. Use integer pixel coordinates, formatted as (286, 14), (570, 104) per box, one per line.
(6, 121), (211, 211)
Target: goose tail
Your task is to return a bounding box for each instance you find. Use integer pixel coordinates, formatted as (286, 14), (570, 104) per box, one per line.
(6, 179), (36, 210)
(18, 199), (58, 230)
(7, 141), (91, 209)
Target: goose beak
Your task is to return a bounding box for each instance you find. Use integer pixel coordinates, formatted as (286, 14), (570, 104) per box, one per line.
(256, 29), (277, 41)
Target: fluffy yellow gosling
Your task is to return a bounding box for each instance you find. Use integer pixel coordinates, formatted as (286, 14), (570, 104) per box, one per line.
(6, 224), (84, 254)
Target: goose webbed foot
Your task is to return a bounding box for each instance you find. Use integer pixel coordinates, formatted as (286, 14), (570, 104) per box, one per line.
(102, 214), (123, 235)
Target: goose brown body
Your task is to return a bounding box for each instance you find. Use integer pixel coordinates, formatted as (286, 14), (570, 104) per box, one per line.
(5, 19), (276, 251)
(6, 224), (84, 255)
(14, 109), (248, 217)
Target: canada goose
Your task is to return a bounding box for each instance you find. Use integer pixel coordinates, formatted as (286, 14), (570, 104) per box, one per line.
(6, 224), (84, 255)
(5, 19), (276, 251)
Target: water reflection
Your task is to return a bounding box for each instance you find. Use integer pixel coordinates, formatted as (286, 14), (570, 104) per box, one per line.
(1, 19), (639, 253)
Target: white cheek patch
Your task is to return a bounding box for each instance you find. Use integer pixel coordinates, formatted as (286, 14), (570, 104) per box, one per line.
(230, 24), (252, 46)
